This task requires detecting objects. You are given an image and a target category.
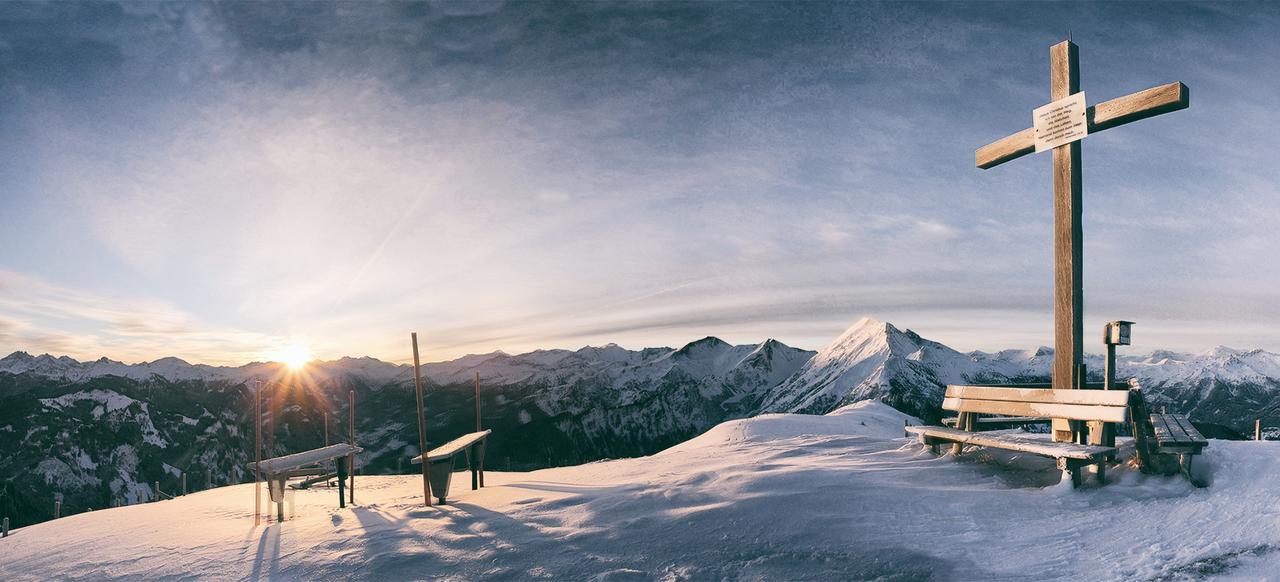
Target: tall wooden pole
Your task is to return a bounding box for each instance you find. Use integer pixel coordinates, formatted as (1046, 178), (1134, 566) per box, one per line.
(253, 380), (261, 526)
(1051, 40), (1084, 443)
(348, 389), (356, 504)
(475, 371), (484, 487)
(411, 333), (433, 506)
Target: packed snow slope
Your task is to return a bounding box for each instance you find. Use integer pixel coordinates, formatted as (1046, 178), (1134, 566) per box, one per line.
(3, 401), (1277, 581)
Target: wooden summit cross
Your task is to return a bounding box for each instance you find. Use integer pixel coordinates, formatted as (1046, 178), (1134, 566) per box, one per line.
(976, 40), (1188, 442)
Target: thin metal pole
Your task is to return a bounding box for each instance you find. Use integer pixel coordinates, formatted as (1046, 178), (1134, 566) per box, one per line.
(254, 380), (262, 526)
(475, 372), (482, 433)
(411, 333), (433, 506)
(324, 411), (330, 446)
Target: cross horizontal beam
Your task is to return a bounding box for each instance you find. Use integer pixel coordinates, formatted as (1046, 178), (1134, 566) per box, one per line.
(976, 81), (1189, 169)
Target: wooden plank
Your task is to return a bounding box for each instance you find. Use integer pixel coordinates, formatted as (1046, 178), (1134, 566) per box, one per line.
(946, 385), (1129, 406)
(975, 81), (1189, 169)
(1153, 413), (1188, 444)
(905, 426), (1113, 460)
(943, 416), (1050, 427)
(247, 443), (364, 475)
(1174, 416), (1207, 444)
(1162, 414), (1192, 442)
(943, 397), (1127, 423)
(410, 429), (492, 464)
(1151, 414), (1208, 445)
(975, 128), (1035, 169)
(1050, 41), (1083, 401)
(1091, 82), (1189, 131)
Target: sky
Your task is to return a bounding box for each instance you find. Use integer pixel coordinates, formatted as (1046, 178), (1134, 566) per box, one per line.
(2, 1), (1279, 365)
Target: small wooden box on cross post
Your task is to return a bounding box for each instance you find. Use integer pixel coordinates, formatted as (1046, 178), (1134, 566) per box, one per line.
(975, 40), (1189, 443)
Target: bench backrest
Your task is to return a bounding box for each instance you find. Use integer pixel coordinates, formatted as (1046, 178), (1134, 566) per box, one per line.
(943, 385), (1129, 423)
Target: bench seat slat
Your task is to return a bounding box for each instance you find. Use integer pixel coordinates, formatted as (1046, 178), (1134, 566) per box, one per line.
(943, 416), (1050, 427)
(942, 397), (1128, 423)
(1173, 415), (1207, 443)
(945, 385), (1130, 406)
(905, 426), (1113, 460)
(410, 429), (492, 464)
(1150, 414), (1207, 446)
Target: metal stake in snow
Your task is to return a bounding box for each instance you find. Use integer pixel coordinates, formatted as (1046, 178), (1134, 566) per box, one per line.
(976, 40), (1189, 442)
(411, 332), (433, 507)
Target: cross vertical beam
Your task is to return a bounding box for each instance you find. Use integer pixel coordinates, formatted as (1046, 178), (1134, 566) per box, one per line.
(1050, 40), (1084, 399)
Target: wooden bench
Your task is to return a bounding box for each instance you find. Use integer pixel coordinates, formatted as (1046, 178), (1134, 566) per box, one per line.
(247, 443), (363, 519)
(410, 429), (490, 504)
(1140, 411), (1208, 479)
(907, 385), (1129, 487)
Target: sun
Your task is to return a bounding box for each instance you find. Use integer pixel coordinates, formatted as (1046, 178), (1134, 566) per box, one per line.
(276, 343), (314, 371)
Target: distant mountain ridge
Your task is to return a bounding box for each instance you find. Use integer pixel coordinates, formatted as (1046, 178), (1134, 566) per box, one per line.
(7, 316), (1280, 430)
(5, 317), (1280, 530)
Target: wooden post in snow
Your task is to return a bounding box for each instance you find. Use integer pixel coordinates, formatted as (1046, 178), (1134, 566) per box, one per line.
(266, 383), (275, 458)
(1257, 419), (1262, 441)
(254, 379), (262, 526)
(975, 40), (1190, 442)
(182, 473), (187, 496)
(2, 517), (8, 537)
(54, 500), (61, 519)
(336, 456), (347, 509)
(475, 372), (485, 488)
(348, 389), (356, 505)
(411, 333), (433, 507)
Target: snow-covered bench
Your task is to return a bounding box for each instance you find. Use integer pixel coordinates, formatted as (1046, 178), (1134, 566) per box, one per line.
(410, 429), (490, 504)
(247, 443), (363, 519)
(907, 385), (1128, 487)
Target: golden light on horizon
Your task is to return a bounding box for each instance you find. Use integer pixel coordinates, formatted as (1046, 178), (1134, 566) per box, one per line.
(272, 342), (314, 371)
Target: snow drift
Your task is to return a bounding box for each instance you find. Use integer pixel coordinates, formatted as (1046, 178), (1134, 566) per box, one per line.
(2, 402), (1277, 581)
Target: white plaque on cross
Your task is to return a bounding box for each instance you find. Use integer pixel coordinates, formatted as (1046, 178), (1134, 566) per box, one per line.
(1033, 92), (1088, 152)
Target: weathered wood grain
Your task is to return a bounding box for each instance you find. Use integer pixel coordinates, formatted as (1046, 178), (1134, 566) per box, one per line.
(1151, 413), (1208, 446)
(942, 397), (1128, 423)
(905, 425), (1113, 460)
(946, 385), (1129, 406)
(975, 81), (1189, 169)
(1050, 39), (1084, 412)
(410, 429), (492, 464)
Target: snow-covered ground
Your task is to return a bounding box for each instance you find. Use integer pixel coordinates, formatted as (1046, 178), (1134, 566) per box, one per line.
(2, 401), (1277, 581)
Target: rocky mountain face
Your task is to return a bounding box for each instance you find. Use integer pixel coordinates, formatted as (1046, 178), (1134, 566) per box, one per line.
(755, 318), (1280, 435)
(0, 338), (814, 528)
(4, 317), (1280, 529)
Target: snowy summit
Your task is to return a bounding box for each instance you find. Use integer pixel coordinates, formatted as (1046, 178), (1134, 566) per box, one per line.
(2, 402), (1276, 580)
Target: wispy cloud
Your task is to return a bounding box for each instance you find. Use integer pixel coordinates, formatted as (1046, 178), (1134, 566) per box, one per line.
(2, 2), (1279, 362)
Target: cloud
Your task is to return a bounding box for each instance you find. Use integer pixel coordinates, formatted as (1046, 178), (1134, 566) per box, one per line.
(3, 2), (1280, 362)
(0, 270), (290, 364)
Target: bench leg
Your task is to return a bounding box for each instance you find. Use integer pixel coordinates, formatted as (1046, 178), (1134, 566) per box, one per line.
(1095, 461), (1106, 485)
(952, 413), (969, 455)
(1058, 458), (1084, 488)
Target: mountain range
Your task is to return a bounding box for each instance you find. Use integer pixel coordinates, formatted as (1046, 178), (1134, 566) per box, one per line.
(3, 316), (1278, 529)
